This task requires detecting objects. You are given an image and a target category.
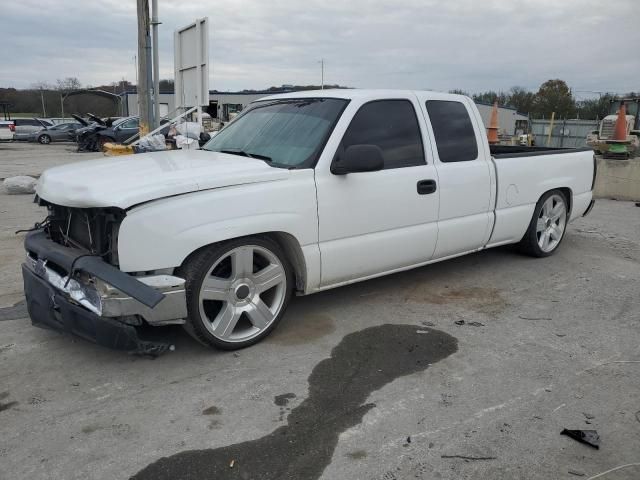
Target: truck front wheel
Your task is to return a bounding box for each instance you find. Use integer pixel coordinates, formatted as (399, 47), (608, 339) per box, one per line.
(518, 190), (569, 257)
(179, 237), (293, 350)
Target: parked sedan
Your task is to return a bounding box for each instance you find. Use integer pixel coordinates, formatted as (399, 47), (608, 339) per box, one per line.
(29, 122), (83, 144)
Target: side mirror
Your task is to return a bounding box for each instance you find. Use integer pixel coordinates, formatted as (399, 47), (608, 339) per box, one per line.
(331, 144), (384, 175)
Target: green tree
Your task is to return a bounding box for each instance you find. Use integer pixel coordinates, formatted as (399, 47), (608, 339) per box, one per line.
(533, 79), (574, 118)
(575, 93), (617, 120)
(472, 90), (508, 106)
(507, 86), (536, 114)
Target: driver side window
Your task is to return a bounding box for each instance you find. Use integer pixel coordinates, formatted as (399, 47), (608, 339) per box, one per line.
(120, 118), (139, 129)
(340, 100), (425, 169)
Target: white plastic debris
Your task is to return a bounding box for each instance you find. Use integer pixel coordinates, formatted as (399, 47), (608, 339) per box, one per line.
(175, 135), (197, 150)
(138, 134), (167, 152)
(176, 122), (201, 140)
(3, 175), (38, 195)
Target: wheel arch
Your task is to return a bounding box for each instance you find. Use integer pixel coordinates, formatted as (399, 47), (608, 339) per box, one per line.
(554, 186), (573, 218)
(177, 231), (308, 294)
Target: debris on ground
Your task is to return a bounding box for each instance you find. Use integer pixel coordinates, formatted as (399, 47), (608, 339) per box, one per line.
(454, 320), (484, 327)
(3, 175), (38, 195)
(518, 315), (552, 321)
(421, 321), (435, 327)
(568, 469), (585, 476)
(441, 454), (497, 461)
(583, 413), (595, 420)
(561, 429), (600, 449)
(584, 463), (640, 479)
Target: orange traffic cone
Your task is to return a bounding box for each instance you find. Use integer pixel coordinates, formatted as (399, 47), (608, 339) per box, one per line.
(612, 102), (628, 141)
(487, 101), (499, 145)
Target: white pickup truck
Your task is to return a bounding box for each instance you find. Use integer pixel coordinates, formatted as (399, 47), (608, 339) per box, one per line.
(23, 90), (596, 352)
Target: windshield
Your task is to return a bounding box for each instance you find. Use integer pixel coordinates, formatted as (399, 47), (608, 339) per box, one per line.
(203, 98), (348, 168)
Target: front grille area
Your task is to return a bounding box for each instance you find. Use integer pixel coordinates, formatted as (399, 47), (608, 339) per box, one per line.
(44, 203), (125, 265)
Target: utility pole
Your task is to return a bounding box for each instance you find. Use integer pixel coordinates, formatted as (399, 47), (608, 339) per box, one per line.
(319, 59), (324, 90)
(151, 0), (161, 127)
(137, 0), (153, 135)
(40, 88), (46, 117)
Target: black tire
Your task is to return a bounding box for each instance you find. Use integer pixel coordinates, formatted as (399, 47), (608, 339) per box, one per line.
(518, 189), (569, 257)
(38, 134), (51, 144)
(177, 236), (294, 350)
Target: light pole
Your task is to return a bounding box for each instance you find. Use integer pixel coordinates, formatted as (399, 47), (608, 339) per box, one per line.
(151, 0), (161, 127)
(40, 87), (46, 117)
(136, 0), (153, 134)
(319, 59), (324, 90)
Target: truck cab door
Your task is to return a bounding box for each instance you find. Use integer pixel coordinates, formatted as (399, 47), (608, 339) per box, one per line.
(315, 96), (439, 287)
(415, 95), (494, 258)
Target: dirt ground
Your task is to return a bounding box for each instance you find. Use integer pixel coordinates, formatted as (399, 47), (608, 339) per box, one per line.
(0, 143), (639, 480)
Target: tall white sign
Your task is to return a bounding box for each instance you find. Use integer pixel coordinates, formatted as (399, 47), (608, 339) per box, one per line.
(174, 17), (209, 108)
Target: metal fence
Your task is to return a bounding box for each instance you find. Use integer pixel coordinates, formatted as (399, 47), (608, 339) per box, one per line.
(530, 119), (598, 148)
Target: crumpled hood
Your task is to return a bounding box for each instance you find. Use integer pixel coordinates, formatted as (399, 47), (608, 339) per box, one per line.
(37, 149), (289, 209)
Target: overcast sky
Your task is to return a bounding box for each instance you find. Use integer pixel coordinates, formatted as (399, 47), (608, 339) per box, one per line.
(1, 0), (637, 97)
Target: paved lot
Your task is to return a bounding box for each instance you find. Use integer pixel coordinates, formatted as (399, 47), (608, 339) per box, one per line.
(0, 141), (102, 180)
(0, 144), (639, 479)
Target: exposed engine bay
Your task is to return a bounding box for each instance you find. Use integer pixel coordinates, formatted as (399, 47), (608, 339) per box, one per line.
(39, 199), (125, 266)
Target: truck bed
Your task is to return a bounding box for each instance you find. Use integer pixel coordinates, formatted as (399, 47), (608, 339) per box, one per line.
(490, 145), (593, 159)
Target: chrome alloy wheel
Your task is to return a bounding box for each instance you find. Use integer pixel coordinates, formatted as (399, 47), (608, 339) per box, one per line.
(197, 245), (287, 343)
(536, 194), (567, 253)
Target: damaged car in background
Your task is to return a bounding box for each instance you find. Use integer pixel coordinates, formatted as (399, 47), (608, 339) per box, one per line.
(74, 114), (173, 152)
(21, 90), (596, 354)
(73, 114), (123, 152)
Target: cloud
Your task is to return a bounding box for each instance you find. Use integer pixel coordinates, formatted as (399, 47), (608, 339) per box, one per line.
(1, 0), (638, 94)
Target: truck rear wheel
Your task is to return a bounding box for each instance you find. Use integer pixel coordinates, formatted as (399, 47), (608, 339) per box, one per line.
(518, 190), (568, 257)
(179, 237), (293, 350)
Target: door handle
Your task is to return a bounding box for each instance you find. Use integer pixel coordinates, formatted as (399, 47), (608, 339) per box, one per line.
(417, 179), (437, 195)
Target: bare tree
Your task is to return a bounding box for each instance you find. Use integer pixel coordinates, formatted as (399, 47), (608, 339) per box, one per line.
(31, 81), (51, 117)
(56, 77), (82, 119)
(55, 77), (82, 92)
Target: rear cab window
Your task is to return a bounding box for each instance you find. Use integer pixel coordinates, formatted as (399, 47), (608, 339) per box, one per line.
(339, 99), (425, 169)
(425, 100), (478, 162)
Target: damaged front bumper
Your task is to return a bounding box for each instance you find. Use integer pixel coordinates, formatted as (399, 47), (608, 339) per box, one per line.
(22, 230), (187, 354)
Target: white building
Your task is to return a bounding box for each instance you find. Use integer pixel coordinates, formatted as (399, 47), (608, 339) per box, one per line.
(475, 102), (529, 136)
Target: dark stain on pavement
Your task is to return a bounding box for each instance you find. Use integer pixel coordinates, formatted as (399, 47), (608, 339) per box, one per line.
(275, 393), (296, 421)
(203, 406), (222, 416)
(346, 450), (368, 460)
(0, 391), (18, 412)
(404, 286), (506, 314)
(274, 393), (296, 407)
(131, 324), (458, 480)
(266, 313), (335, 346)
(0, 300), (28, 321)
